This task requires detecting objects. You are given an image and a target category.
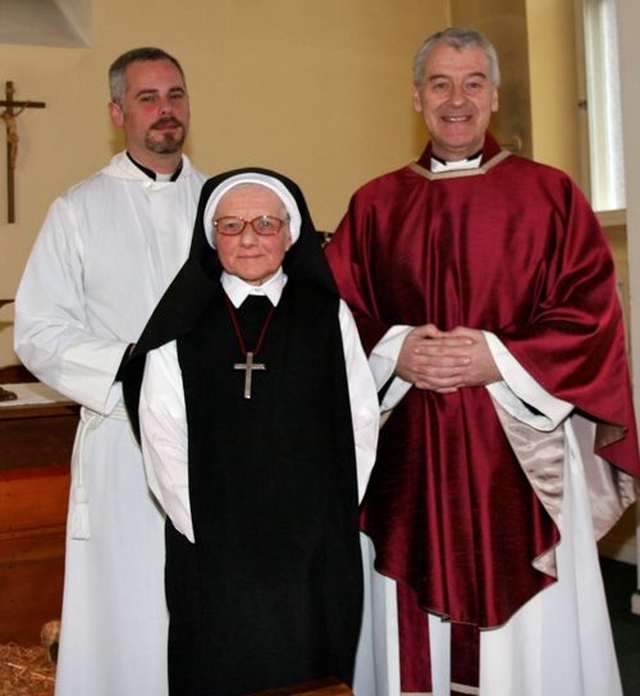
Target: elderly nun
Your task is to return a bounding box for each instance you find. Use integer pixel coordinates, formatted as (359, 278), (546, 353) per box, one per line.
(123, 168), (379, 696)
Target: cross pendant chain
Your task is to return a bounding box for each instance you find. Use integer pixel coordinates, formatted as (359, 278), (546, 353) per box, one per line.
(234, 351), (266, 399)
(225, 294), (276, 400)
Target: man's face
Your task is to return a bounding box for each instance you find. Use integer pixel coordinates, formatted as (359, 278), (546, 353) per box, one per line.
(412, 41), (498, 161)
(214, 185), (293, 286)
(109, 59), (190, 169)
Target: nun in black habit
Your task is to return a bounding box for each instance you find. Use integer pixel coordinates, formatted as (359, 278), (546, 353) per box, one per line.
(122, 168), (379, 696)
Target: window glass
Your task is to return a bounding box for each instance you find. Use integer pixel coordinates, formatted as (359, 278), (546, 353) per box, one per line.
(582, 0), (625, 211)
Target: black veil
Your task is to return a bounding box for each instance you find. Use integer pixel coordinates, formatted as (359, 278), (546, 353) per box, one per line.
(123, 167), (337, 436)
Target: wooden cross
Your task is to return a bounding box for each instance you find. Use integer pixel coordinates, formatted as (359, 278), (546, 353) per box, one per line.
(0, 81), (46, 223)
(234, 351), (266, 399)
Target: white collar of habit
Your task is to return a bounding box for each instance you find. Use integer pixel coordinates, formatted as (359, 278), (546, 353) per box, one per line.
(221, 268), (288, 308)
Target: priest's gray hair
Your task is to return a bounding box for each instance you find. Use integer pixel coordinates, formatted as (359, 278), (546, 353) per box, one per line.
(412, 27), (501, 89)
(109, 47), (186, 106)
(203, 173), (302, 249)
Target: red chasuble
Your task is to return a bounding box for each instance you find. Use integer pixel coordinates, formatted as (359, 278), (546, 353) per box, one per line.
(325, 133), (640, 691)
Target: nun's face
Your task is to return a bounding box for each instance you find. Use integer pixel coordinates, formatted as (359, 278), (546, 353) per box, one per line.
(214, 184), (293, 286)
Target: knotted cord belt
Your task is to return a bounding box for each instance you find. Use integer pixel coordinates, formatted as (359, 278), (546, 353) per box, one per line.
(70, 402), (129, 540)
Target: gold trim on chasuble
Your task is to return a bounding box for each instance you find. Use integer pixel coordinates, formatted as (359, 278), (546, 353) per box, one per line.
(408, 149), (511, 181)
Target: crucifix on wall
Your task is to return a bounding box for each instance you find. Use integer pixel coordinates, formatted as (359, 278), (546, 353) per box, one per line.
(0, 81), (46, 224)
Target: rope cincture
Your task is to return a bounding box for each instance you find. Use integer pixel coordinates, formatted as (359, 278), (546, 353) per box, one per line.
(69, 403), (128, 540)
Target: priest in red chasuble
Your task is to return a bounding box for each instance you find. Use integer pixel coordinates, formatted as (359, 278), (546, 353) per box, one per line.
(326, 27), (640, 696)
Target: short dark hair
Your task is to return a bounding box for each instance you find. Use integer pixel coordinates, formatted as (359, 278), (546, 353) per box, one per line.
(109, 47), (185, 105)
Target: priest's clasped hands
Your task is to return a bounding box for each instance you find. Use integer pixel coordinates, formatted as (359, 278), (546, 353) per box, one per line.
(395, 323), (501, 393)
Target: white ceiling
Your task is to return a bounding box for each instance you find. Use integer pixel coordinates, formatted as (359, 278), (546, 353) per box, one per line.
(0, 0), (91, 48)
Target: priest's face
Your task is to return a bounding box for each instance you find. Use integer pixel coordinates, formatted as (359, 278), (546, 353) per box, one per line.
(412, 41), (499, 161)
(214, 185), (293, 286)
(108, 58), (190, 172)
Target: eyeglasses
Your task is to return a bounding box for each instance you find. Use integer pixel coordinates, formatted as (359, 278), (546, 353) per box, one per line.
(213, 215), (290, 236)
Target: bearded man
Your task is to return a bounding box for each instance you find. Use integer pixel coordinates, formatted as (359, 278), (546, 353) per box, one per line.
(14, 47), (207, 696)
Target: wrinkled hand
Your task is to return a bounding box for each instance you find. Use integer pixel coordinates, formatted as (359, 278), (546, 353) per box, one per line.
(395, 324), (501, 393)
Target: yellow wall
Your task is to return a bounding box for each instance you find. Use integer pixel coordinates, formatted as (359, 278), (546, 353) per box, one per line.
(0, 0), (588, 367)
(0, 0), (448, 364)
(526, 0), (583, 184)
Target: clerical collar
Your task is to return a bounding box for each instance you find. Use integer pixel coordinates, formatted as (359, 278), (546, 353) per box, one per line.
(126, 152), (184, 181)
(431, 150), (483, 173)
(222, 268), (288, 308)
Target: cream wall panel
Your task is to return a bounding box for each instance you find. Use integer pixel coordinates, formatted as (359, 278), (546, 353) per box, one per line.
(450, 0), (532, 159)
(617, 0), (640, 580)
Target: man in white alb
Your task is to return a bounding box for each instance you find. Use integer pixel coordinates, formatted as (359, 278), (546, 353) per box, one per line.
(14, 47), (207, 696)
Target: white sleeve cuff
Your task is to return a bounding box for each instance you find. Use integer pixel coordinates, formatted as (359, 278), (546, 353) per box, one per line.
(483, 331), (573, 430)
(369, 325), (413, 411)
